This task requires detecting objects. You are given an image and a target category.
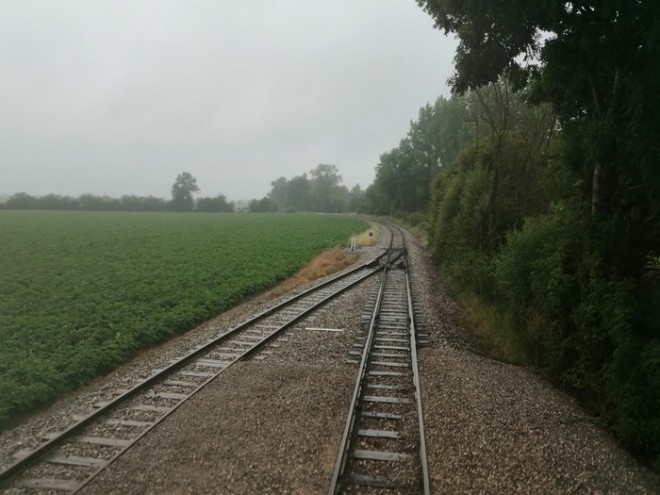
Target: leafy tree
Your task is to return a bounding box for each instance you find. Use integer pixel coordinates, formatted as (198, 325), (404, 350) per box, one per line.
(80, 194), (120, 211)
(417, 0), (660, 462)
(264, 167), (354, 213)
(416, 0), (660, 269)
(371, 144), (418, 214)
(196, 195), (234, 213)
(170, 172), (199, 212)
(36, 194), (79, 210)
(268, 177), (289, 211)
(120, 195), (167, 212)
(433, 95), (476, 167)
(248, 197), (276, 213)
(5, 192), (37, 210)
(367, 94), (477, 216)
(309, 164), (344, 212)
(347, 184), (364, 212)
(287, 174), (312, 211)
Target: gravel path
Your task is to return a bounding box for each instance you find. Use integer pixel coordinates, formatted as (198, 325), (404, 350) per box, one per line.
(1, 225), (659, 494)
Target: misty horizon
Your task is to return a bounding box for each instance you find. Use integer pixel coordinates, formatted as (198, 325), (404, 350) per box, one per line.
(1, 2), (456, 202)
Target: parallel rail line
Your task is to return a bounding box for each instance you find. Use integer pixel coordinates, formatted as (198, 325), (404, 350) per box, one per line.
(0, 240), (391, 493)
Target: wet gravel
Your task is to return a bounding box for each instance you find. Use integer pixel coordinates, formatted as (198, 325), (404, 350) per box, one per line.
(2, 224), (659, 494)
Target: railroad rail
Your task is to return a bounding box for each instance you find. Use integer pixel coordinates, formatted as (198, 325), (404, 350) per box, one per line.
(328, 231), (430, 494)
(0, 235), (392, 494)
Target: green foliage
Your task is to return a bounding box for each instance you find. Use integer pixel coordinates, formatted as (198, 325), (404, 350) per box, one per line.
(418, 0), (660, 464)
(495, 203), (580, 359)
(431, 129), (550, 259)
(494, 207), (660, 458)
(248, 197), (277, 212)
(195, 195), (234, 213)
(418, 0), (660, 266)
(309, 164), (348, 213)
(423, 76), (659, 463)
(266, 165), (355, 213)
(170, 171), (199, 212)
(365, 94), (477, 217)
(0, 211), (367, 428)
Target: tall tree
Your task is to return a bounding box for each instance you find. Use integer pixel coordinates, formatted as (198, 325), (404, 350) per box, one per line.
(367, 94), (476, 216)
(347, 184), (364, 212)
(309, 164), (344, 212)
(287, 174), (312, 211)
(170, 172), (199, 212)
(268, 177), (289, 211)
(418, 0), (660, 461)
(416, 0), (660, 269)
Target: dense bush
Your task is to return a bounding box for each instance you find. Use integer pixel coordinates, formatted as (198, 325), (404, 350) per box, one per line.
(495, 206), (660, 459)
(433, 174), (660, 463)
(427, 93), (659, 462)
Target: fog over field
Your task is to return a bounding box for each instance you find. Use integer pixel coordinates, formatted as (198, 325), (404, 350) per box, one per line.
(0, 1), (457, 201)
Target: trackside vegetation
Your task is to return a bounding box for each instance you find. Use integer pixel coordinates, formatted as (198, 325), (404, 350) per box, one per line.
(363, 1), (660, 467)
(0, 211), (367, 427)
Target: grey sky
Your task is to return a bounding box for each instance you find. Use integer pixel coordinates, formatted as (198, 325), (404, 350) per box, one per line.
(0, 1), (457, 201)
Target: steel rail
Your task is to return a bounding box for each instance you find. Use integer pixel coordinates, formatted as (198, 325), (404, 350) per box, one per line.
(72, 260), (384, 493)
(0, 248), (389, 489)
(327, 247), (392, 495)
(405, 257), (431, 495)
(328, 224), (429, 494)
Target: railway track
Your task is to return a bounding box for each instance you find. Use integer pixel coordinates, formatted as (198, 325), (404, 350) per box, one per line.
(0, 240), (391, 494)
(328, 231), (430, 494)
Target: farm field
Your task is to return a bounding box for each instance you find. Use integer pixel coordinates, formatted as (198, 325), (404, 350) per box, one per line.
(0, 211), (368, 427)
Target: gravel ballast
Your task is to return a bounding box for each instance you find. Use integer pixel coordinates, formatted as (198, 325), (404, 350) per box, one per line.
(1, 225), (659, 494)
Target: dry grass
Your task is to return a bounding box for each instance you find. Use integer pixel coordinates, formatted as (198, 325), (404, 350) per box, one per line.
(266, 248), (359, 297)
(353, 225), (380, 247)
(260, 224), (376, 299)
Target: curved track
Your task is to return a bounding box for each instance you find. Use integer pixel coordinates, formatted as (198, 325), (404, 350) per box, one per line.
(329, 227), (430, 494)
(0, 234), (392, 494)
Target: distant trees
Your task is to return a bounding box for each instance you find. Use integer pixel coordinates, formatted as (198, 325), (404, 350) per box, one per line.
(253, 164), (363, 213)
(286, 174), (313, 211)
(195, 195), (233, 213)
(4, 192), (39, 210)
(248, 197), (277, 213)
(309, 164), (347, 212)
(2, 166), (363, 215)
(120, 195), (168, 212)
(1, 172), (234, 213)
(170, 172), (199, 212)
(1, 193), (169, 212)
(365, 95), (476, 218)
(4, 193), (91, 211)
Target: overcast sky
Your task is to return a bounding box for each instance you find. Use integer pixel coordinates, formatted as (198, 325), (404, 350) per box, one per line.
(0, 1), (457, 201)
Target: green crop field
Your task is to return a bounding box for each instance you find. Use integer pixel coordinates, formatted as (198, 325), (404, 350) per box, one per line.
(0, 211), (367, 427)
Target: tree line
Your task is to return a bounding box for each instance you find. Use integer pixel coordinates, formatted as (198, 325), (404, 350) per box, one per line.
(249, 163), (363, 213)
(1, 167), (365, 214)
(0, 172), (234, 213)
(363, 0), (660, 467)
